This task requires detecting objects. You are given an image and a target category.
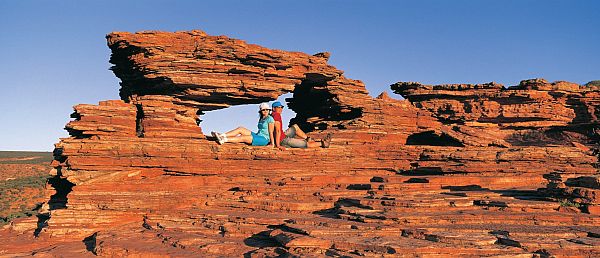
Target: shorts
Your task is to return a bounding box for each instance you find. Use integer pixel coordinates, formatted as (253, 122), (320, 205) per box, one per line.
(251, 132), (269, 146)
(280, 126), (308, 148)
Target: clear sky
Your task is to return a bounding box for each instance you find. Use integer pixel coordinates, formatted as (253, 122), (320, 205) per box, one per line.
(1, 0), (599, 151)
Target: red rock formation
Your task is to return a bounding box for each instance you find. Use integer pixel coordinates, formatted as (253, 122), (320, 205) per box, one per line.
(1, 30), (599, 257)
(106, 30), (371, 131)
(541, 173), (600, 215)
(393, 79), (600, 126)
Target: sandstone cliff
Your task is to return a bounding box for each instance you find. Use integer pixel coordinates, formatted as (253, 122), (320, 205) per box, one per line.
(1, 30), (599, 257)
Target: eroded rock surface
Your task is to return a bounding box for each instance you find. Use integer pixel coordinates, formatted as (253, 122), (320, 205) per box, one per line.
(1, 30), (599, 257)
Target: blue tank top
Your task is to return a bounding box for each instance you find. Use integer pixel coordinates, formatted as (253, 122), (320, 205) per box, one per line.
(257, 115), (274, 139)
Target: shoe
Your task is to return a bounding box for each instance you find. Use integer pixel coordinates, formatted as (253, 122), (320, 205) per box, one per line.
(211, 131), (225, 145)
(321, 133), (332, 148)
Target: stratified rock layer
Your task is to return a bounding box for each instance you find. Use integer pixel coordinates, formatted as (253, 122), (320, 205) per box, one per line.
(1, 30), (599, 257)
(106, 30), (371, 130)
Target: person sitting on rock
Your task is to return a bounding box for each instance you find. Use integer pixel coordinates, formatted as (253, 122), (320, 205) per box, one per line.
(211, 103), (275, 146)
(271, 101), (332, 149)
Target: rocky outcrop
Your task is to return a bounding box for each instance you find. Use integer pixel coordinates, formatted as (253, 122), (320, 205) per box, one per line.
(541, 173), (600, 215)
(1, 30), (599, 257)
(398, 79), (597, 123)
(393, 79), (600, 146)
(106, 30), (371, 131)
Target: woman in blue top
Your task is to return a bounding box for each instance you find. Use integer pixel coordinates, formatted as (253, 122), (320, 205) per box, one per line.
(211, 103), (275, 146)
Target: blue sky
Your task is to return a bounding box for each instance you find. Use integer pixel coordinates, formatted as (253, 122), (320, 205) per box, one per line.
(1, 0), (598, 151)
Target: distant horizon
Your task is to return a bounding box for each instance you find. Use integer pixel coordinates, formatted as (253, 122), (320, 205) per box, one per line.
(2, 0), (599, 151)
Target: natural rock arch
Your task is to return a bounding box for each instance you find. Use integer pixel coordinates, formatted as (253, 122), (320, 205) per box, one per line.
(106, 30), (370, 134)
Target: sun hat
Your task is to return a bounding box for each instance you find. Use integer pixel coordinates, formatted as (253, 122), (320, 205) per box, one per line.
(272, 101), (284, 108)
(259, 102), (271, 111)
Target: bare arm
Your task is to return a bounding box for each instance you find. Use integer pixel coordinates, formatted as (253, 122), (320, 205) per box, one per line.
(274, 121), (282, 147)
(268, 122), (275, 147)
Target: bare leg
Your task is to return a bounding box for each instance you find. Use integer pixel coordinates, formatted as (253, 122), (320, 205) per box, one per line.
(224, 127), (252, 137)
(291, 124), (308, 139)
(226, 135), (253, 144)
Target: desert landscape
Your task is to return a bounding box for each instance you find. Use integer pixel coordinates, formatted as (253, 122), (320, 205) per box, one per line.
(0, 30), (598, 257)
(0, 151), (52, 227)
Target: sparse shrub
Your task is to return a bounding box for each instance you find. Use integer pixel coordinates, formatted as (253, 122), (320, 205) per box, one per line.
(559, 199), (581, 208)
(0, 174), (49, 225)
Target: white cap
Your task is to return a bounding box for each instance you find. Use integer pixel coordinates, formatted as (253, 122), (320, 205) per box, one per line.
(259, 102), (271, 111)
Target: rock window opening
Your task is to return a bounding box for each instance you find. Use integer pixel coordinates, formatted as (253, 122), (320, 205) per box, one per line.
(200, 93), (297, 138)
(47, 175), (75, 210)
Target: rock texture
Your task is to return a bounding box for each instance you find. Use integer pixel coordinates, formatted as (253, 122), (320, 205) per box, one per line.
(1, 30), (599, 257)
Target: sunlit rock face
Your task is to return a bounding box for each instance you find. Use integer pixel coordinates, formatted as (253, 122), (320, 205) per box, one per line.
(1, 30), (599, 257)
(106, 30), (371, 130)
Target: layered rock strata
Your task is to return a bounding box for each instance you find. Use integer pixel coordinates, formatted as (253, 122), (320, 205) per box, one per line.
(541, 173), (600, 215)
(106, 30), (371, 131)
(1, 30), (599, 257)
